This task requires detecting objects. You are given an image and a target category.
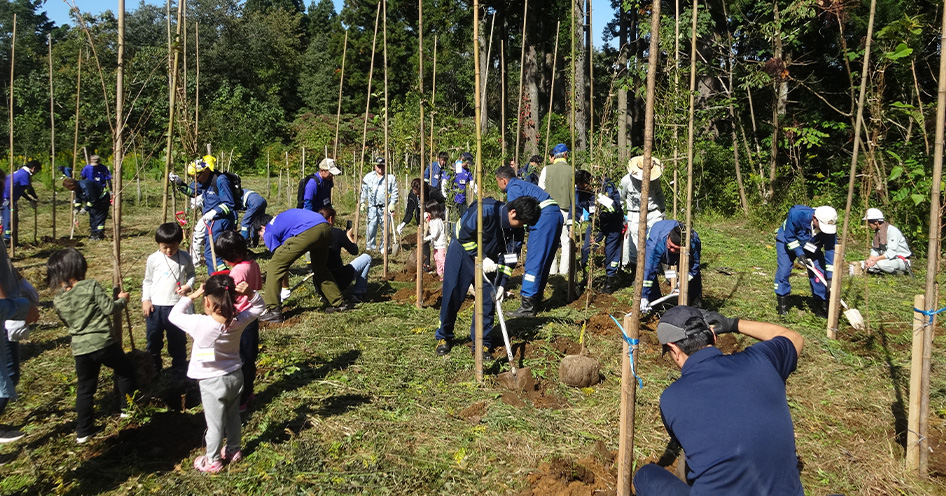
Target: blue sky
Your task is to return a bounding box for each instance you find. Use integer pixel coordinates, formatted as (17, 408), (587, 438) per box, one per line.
(40, 0), (617, 47)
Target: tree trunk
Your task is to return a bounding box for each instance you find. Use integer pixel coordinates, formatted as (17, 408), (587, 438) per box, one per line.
(524, 44), (540, 157)
(571, 0), (586, 150)
(617, 2), (628, 163)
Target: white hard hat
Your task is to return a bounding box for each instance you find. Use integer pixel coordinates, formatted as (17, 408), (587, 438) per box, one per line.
(863, 208), (884, 221)
(814, 206), (838, 234)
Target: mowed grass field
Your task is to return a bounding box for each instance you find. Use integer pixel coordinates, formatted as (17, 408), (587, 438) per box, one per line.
(0, 175), (944, 495)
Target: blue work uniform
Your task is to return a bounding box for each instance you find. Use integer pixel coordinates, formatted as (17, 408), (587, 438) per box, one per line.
(302, 174), (333, 211)
(517, 164), (539, 185)
(642, 220), (702, 305)
(80, 164), (113, 192)
(2, 167), (38, 241)
(73, 180), (110, 238)
(774, 205), (835, 300)
(435, 199), (519, 350)
(424, 161), (444, 189)
(181, 173), (237, 273)
(577, 178), (624, 278)
(448, 167), (474, 219)
(503, 178), (563, 300)
(239, 189), (268, 243)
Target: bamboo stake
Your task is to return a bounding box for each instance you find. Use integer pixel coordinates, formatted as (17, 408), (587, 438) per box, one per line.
(354, 2), (382, 244)
(907, 294), (926, 471)
(567, 0), (576, 301)
(618, 0), (660, 493)
(162, 0), (184, 223)
(619, 312), (639, 493)
(678, 0), (699, 306)
(8, 14), (15, 256)
(587, 0), (593, 160)
(383, 0), (390, 277)
(302, 146), (306, 177)
(416, 0), (425, 309)
(473, 0), (484, 382)
(112, 0), (126, 345)
(827, 0), (877, 339)
(333, 29), (348, 158)
(429, 35), (438, 165)
(48, 33), (55, 240)
(266, 151), (270, 195)
(912, 0), (946, 476)
(513, 0), (528, 166)
(480, 12), (495, 134)
(544, 22), (560, 160)
(500, 40), (506, 159)
(70, 49), (81, 240)
(195, 21), (199, 140)
(285, 151), (290, 209)
(672, 0), (680, 220)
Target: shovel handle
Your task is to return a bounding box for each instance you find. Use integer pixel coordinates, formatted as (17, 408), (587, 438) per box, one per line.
(483, 270), (517, 377)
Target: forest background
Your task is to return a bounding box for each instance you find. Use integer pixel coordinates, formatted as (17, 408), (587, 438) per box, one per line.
(0, 0), (942, 247)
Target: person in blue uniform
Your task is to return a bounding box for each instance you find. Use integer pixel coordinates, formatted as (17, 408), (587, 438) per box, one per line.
(575, 170), (624, 294)
(80, 155), (112, 193)
(495, 165), (563, 317)
(424, 151), (449, 189)
(169, 156), (237, 274)
(1, 160), (41, 244)
(774, 205), (837, 317)
(633, 306), (805, 496)
(516, 155), (541, 185)
(640, 220), (702, 311)
(62, 178), (110, 241)
(238, 189), (268, 247)
(300, 158), (341, 212)
(433, 196), (539, 359)
(443, 153), (475, 220)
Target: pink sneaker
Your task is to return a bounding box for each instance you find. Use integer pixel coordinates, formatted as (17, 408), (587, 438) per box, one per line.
(193, 455), (224, 473)
(220, 446), (243, 463)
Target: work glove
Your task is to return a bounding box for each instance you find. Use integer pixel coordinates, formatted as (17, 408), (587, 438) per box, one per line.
(169, 172), (183, 185)
(78, 207), (88, 215)
(797, 255), (810, 269)
(396, 222), (405, 236)
(72, 205), (80, 215)
(639, 298), (650, 313)
(596, 194), (615, 212)
(699, 309), (740, 334)
(495, 285), (505, 303)
(190, 196), (203, 210)
(201, 210), (217, 225)
(482, 257), (498, 273)
(388, 204), (396, 213)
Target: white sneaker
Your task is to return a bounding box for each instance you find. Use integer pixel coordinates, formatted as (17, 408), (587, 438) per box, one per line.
(0, 429), (24, 443)
(280, 288), (291, 302)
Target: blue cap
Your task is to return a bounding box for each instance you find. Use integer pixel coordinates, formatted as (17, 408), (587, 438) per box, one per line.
(461, 152), (474, 162)
(552, 143), (569, 155)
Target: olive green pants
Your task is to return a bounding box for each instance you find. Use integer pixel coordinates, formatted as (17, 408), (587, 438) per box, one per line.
(264, 223), (343, 308)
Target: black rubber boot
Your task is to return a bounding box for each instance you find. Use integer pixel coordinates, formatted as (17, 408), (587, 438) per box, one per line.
(507, 296), (537, 318)
(776, 295), (790, 316)
(602, 276), (618, 294)
(259, 305), (285, 323)
(812, 298), (829, 318)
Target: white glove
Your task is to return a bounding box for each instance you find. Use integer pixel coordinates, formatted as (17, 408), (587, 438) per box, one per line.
(169, 172), (183, 185)
(190, 196), (203, 210)
(201, 210), (216, 225)
(596, 194), (615, 211)
(482, 257), (498, 273)
(280, 287), (291, 302)
(388, 204), (396, 213)
(396, 222), (405, 236)
(639, 298), (650, 313)
(78, 207), (88, 215)
(494, 286), (505, 303)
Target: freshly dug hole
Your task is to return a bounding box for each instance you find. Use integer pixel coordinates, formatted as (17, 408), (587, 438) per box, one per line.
(559, 354), (600, 387)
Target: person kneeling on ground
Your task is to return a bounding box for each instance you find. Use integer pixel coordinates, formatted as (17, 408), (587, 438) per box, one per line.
(434, 196), (537, 360)
(633, 306), (805, 496)
(258, 209), (350, 323)
(319, 206), (371, 304)
(862, 208), (911, 275)
(640, 220), (702, 312)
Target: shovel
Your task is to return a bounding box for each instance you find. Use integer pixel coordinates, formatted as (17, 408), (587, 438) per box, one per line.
(484, 274), (533, 390)
(641, 290), (680, 313)
(805, 260), (865, 330)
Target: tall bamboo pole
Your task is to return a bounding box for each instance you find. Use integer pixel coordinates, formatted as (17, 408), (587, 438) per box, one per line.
(587, 0), (593, 160)
(70, 50), (81, 240)
(48, 34), (56, 239)
(618, 0), (660, 493)
(162, 0), (184, 223)
(567, 0), (576, 301)
(672, 0), (680, 219)
(415, 0), (425, 309)
(333, 29), (348, 158)
(513, 0), (528, 166)
(909, 0), (946, 475)
(827, 0), (877, 339)
(382, 0), (390, 277)
(480, 12), (495, 134)
(543, 22), (560, 159)
(678, 0), (699, 306)
(354, 2), (382, 244)
(473, 0), (484, 382)
(112, 0), (126, 344)
(8, 15), (15, 256)
(429, 35), (438, 165)
(195, 21), (199, 140)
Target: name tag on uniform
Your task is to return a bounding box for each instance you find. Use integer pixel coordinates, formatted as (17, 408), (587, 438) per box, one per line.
(804, 242), (817, 253)
(193, 345), (215, 363)
(503, 253), (517, 264)
(664, 269), (677, 280)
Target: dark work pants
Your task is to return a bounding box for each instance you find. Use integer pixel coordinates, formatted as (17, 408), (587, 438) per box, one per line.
(74, 343), (137, 437)
(581, 223), (623, 277)
(239, 319), (259, 404)
(145, 305), (188, 371)
(634, 464), (691, 496)
(88, 198), (110, 237)
(264, 223), (342, 308)
(435, 239), (497, 350)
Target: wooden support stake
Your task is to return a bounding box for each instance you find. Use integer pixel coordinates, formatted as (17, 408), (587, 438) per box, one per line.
(416, 0), (425, 309)
(678, 0), (699, 306)
(333, 29), (348, 158)
(617, 312), (639, 495)
(162, 0), (184, 223)
(112, 0), (126, 346)
(473, 0), (484, 382)
(8, 14), (15, 256)
(354, 2), (382, 245)
(543, 22), (560, 160)
(48, 33), (56, 240)
(429, 35), (438, 165)
(382, 0), (390, 277)
(907, 295), (926, 471)
(70, 49), (81, 240)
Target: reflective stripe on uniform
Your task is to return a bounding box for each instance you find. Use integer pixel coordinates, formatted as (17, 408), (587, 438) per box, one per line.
(539, 199), (558, 209)
(825, 264), (834, 272)
(461, 241), (477, 251)
(787, 240), (800, 250)
(642, 280), (653, 287)
(498, 265), (512, 276)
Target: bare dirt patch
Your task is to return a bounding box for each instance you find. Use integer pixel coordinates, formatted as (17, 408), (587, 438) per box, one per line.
(521, 441), (618, 495)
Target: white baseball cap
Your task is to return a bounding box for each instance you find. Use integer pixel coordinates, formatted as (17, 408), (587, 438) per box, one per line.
(862, 208), (884, 221)
(814, 206), (838, 234)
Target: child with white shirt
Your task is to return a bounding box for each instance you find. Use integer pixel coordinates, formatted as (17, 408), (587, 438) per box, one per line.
(141, 223), (196, 374)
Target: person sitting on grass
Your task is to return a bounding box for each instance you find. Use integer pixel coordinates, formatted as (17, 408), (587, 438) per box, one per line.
(214, 231), (263, 412)
(141, 222), (195, 377)
(169, 275), (264, 473)
(47, 248), (137, 444)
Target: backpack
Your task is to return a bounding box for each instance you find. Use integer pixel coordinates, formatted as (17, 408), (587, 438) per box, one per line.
(296, 174), (319, 209)
(210, 171), (245, 210)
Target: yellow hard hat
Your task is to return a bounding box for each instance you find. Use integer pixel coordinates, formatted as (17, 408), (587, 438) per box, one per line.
(187, 158), (210, 176)
(202, 155), (217, 171)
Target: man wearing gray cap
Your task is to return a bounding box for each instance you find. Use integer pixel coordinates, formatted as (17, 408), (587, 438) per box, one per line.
(862, 208), (911, 275)
(634, 306), (805, 496)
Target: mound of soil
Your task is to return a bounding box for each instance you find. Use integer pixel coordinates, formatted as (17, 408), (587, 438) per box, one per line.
(497, 372), (568, 410)
(566, 290), (626, 312)
(521, 442), (617, 496)
(456, 401), (488, 424)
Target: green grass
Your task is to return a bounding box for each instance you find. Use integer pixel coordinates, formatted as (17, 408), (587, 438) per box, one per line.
(0, 177), (944, 495)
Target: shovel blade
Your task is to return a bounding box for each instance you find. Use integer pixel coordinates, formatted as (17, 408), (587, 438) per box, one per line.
(844, 308), (866, 331)
(497, 367), (535, 391)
